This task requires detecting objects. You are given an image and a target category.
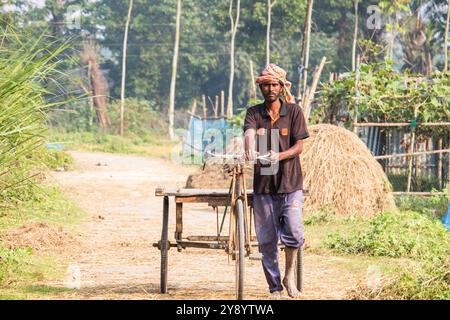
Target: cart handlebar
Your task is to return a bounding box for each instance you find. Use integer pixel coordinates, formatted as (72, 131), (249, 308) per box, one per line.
(206, 150), (270, 161)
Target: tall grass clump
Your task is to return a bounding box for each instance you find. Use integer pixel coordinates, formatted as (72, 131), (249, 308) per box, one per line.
(325, 211), (450, 299)
(0, 30), (68, 208)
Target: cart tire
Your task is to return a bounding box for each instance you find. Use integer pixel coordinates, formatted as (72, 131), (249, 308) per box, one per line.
(235, 199), (245, 300)
(296, 247), (303, 292)
(160, 196), (169, 293)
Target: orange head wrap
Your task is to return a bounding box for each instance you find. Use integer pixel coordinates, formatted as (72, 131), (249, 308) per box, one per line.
(255, 63), (294, 103)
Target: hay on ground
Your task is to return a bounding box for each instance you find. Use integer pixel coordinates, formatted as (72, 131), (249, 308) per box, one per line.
(1, 222), (77, 252)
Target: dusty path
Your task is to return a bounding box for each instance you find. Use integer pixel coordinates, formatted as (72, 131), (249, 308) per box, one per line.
(48, 151), (360, 300)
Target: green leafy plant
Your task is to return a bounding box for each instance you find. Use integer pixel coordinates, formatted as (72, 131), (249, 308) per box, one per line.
(0, 247), (32, 287)
(325, 211), (450, 260)
(0, 30), (69, 205)
(313, 61), (450, 138)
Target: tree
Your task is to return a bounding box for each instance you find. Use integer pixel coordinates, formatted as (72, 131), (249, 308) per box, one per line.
(120, 0), (134, 136)
(266, 0), (277, 66)
(445, 0), (449, 71)
(169, 0), (181, 140)
(227, 0), (240, 118)
(352, 0), (359, 71)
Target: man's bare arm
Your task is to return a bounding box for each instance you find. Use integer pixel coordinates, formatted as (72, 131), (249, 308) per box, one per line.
(278, 139), (303, 161)
(244, 129), (257, 160)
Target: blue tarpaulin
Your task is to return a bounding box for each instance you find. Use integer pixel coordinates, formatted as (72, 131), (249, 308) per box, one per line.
(182, 116), (239, 163)
(442, 203), (450, 231)
(45, 143), (65, 151)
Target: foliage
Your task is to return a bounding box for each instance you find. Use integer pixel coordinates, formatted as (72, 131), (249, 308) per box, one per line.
(395, 193), (448, 220)
(313, 61), (450, 137)
(107, 98), (168, 136)
(0, 30), (69, 205)
(325, 210), (450, 260)
(31, 149), (74, 172)
(0, 247), (32, 287)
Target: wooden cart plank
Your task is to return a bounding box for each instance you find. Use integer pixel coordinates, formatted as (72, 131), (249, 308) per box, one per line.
(155, 187), (254, 197)
(155, 187), (309, 197)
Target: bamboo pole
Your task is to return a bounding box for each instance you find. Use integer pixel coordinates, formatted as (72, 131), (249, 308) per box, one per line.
(352, 0), (359, 72)
(302, 0), (314, 99)
(392, 192), (446, 196)
(407, 107), (418, 193)
(227, 0), (241, 119)
(448, 132), (450, 198)
(202, 94), (207, 119)
(191, 98), (197, 115)
(438, 138), (443, 189)
(214, 95), (219, 117)
(249, 59), (256, 100)
(120, 0), (134, 137)
(444, 0), (449, 72)
(352, 54), (360, 134)
(297, 0), (314, 100)
(169, 0), (182, 140)
(353, 122), (450, 127)
(266, 0), (277, 66)
(374, 149), (450, 160)
(303, 57), (326, 122)
(221, 90), (225, 116)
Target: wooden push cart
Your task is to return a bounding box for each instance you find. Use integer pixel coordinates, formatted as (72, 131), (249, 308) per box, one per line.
(154, 154), (304, 300)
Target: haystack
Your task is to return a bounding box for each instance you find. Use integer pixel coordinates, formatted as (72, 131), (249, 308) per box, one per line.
(301, 124), (395, 215)
(186, 124), (396, 216)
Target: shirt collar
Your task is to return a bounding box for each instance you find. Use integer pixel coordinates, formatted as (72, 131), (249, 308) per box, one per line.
(261, 99), (287, 118)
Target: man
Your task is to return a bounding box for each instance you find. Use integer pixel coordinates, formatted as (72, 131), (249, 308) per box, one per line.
(243, 64), (309, 298)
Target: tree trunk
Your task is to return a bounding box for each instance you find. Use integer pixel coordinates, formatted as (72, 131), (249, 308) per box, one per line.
(120, 0), (134, 136)
(49, 0), (65, 36)
(299, 0), (314, 100)
(227, 0), (240, 118)
(169, 0), (182, 140)
(82, 41), (110, 129)
(337, 10), (347, 71)
(444, 0), (449, 72)
(249, 59), (256, 100)
(352, 0), (359, 72)
(266, 0), (277, 66)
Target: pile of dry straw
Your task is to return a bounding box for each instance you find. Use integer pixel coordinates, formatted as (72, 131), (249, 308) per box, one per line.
(186, 124), (396, 216)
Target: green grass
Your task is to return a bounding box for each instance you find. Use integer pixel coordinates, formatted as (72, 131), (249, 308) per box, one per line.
(316, 206), (450, 299)
(0, 184), (85, 298)
(324, 211), (449, 260)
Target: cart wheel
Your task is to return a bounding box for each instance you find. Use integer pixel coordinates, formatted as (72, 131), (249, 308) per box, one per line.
(160, 196), (169, 293)
(296, 246), (303, 292)
(235, 199), (245, 300)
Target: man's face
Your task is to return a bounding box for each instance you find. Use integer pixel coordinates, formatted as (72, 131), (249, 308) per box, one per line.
(260, 80), (283, 103)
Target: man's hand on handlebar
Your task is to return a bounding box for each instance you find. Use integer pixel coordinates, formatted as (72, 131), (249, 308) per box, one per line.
(245, 149), (259, 162)
(267, 150), (280, 164)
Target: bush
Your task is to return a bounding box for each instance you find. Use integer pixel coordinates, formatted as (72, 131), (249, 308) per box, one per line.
(0, 247), (31, 287)
(107, 98), (168, 137)
(325, 211), (449, 260)
(31, 148), (74, 171)
(0, 32), (67, 205)
(395, 194), (448, 221)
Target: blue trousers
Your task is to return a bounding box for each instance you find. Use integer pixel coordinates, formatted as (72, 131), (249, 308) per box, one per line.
(253, 190), (304, 293)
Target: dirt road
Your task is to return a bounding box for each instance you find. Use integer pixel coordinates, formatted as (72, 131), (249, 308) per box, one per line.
(49, 151), (359, 300)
